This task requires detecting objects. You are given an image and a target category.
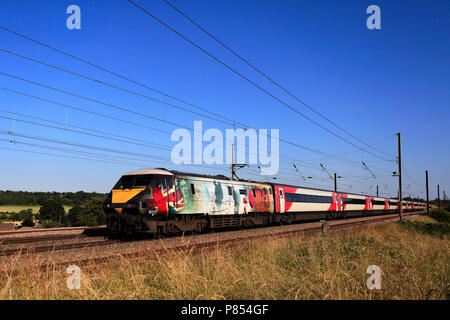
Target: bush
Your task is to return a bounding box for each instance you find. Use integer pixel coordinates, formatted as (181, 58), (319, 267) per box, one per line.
(68, 205), (84, 226)
(429, 209), (450, 224)
(399, 209), (450, 237)
(18, 209), (33, 221)
(398, 220), (450, 237)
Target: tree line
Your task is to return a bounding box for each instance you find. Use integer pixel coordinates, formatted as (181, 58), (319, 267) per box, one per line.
(0, 190), (107, 206)
(0, 190), (107, 228)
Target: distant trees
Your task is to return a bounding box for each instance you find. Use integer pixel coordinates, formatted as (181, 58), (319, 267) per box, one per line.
(403, 196), (425, 202)
(0, 190), (107, 228)
(0, 190), (107, 207)
(0, 209), (34, 222)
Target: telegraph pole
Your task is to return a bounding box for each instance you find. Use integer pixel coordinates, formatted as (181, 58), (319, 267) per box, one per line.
(334, 173), (337, 192)
(438, 184), (440, 209)
(397, 132), (403, 220)
(426, 170), (429, 215)
(376, 185), (379, 197)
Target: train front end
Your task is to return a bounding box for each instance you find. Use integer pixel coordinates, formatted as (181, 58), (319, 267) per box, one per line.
(103, 169), (175, 235)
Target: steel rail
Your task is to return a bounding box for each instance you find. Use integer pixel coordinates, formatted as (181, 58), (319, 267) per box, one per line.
(0, 233), (91, 245)
(0, 226), (105, 237)
(0, 239), (116, 257)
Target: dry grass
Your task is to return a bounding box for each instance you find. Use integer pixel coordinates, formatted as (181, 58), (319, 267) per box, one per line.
(0, 216), (448, 300)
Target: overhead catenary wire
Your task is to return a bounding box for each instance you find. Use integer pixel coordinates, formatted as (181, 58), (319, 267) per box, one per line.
(0, 139), (230, 172)
(0, 126), (397, 195)
(0, 24), (397, 167)
(127, 0), (394, 162)
(0, 117), (386, 190)
(0, 145), (146, 167)
(0, 25), (249, 129)
(2, 23), (387, 163)
(0, 108), (170, 150)
(161, 0), (394, 159)
(0, 48), (240, 128)
(0, 25), (421, 195)
(0, 48), (394, 167)
(0, 111), (249, 166)
(0, 130), (237, 174)
(0, 80), (380, 171)
(3, 107), (388, 187)
(0, 26), (398, 183)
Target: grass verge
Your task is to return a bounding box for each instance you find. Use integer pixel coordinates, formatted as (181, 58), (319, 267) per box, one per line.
(0, 214), (448, 300)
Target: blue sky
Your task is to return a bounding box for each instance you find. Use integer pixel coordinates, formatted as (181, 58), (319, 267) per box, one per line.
(0, 0), (448, 199)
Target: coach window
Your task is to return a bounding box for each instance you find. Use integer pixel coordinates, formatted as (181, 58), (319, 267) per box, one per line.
(279, 189), (284, 199)
(190, 184), (195, 195)
(228, 186), (233, 196)
(239, 189), (246, 195)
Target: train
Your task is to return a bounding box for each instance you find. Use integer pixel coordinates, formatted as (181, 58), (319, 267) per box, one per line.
(103, 168), (426, 235)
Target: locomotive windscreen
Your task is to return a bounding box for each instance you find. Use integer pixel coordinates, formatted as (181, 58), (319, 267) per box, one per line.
(113, 175), (159, 189)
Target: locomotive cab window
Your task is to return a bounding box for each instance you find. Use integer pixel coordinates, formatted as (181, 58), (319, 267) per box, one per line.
(228, 186), (233, 195)
(239, 189), (246, 195)
(114, 175), (159, 189)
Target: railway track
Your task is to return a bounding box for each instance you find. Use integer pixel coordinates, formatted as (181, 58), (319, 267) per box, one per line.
(0, 211), (424, 270)
(0, 233), (91, 245)
(0, 239), (116, 257)
(0, 227), (107, 245)
(0, 225), (105, 237)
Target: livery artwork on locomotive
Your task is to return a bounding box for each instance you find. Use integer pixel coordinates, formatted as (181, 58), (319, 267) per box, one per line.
(103, 168), (425, 235)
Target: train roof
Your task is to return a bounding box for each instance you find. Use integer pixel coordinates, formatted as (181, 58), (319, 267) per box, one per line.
(123, 168), (174, 176)
(122, 168), (231, 181)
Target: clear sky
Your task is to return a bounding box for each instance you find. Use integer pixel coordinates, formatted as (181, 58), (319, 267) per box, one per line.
(0, 0), (448, 199)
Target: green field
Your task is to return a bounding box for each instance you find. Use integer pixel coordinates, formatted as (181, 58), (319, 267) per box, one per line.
(0, 205), (72, 214)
